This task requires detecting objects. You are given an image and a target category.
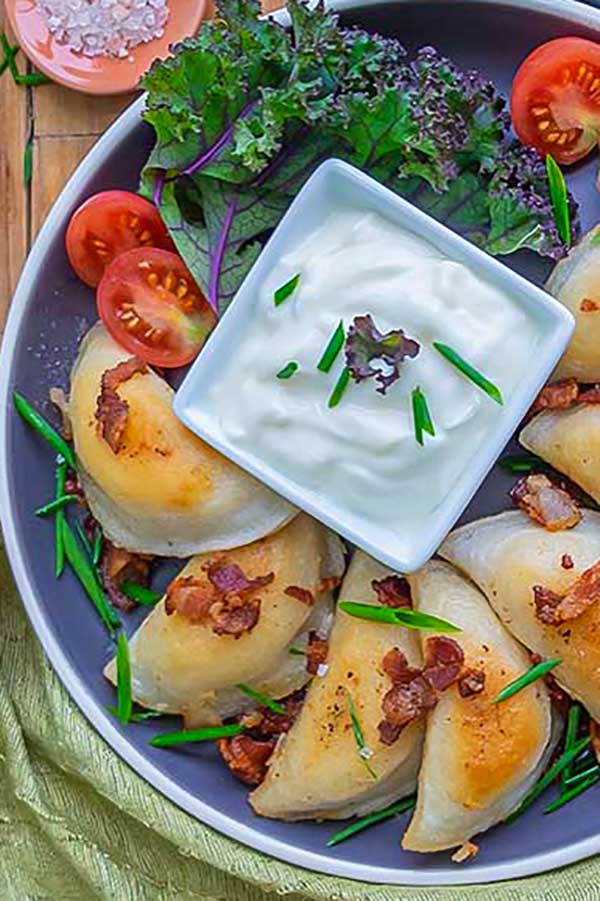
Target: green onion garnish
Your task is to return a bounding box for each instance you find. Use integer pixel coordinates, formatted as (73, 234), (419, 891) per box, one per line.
(317, 321), (345, 373)
(0, 34), (19, 81)
(590, 231), (600, 247)
(564, 763), (600, 789)
(120, 582), (162, 606)
(339, 601), (461, 634)
(274, 273), (300, 306)
(15, 72), (51, 86)
(544, 772), (600, 814)
(276, 361), (299, 380)
(411, 386), (435, 446)
(75, 520), (94, 560)
(326, 796), (416, 847)
(562, 705), (582, 788)
(61, 520), (120, 634)
(13, 392), (76, 468)
(432, 343), (503, 405)
(546, 154), (571, 245)
(236, 683), (286, 715)
(328, 367), (351, 409)
(345, 687), (377, 780)
(92, 529), (103, 568)
(150, 723), (245, 748)
(34, 493), (78, 517)
(23, 138), (32, 187)
(129, 710), (164, 722)
(115, 631), (133, 724)
(499, 453), (544, 474)
(494, 658), (561, 704)
(54, 460), (67, 578)
(505, 735), (591, 823)
(288, 646), (307, 656)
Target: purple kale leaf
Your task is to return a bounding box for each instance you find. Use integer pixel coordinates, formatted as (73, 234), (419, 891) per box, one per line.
(345, 315), (420, 394)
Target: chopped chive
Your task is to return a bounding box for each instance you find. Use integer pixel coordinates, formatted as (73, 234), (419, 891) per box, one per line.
(505, 735), (591, 823)
(61, 520), (120, 634)
(499, 453), (544, 474)
(288, 646), (307, 656)
(274, 273), (300, 306)
(544, 773), (600, 814)
(339, 600), (461, 634)
(562, 705), (582, 788)
(23, 138), (32, 186)
(564, 763), (600, 788)
(75, 521), (93, 560)
(494, 658), (561, 704)
(0, 34), (19, 81)
(411, 386), (435, 446)
(129, 709), (165, 722)
(326, 796), (416, 847)
(328, 367), (351, 409)
(236, 683), (286, 715)
(433, 343), (503, 405)
(591, 231), (600, 247)
(92, 530), (103, 568)
(120, 581), (162, 606)
(115, 631), (133, 724)
(546, 154), (571, 245)
(54, 460), (67, 578)
(317, 320), (345, 373)
(13, 392), (76, 468)
(345, 688), (377, 780)
(15, 72), (51, 86)
(34, 493), (78, 517)
(276, 361), (299, 380)
(150, 723), (245, 747)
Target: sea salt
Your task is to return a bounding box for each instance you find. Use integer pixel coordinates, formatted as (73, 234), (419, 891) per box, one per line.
(37, 0), (170, 58)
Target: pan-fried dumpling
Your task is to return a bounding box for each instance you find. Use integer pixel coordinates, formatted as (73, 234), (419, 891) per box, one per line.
(402, 560), (557, 854)
(520, 404), (600, 505)
(70, 323), (295, 556)
(440, 510), (600, 720)
(104, 514), (345, 726)
(546, 224), (600, 382)
(250, 550), (424, 821)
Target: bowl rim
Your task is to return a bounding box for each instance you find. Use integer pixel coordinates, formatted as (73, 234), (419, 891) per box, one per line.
(2, 0), (600, 886)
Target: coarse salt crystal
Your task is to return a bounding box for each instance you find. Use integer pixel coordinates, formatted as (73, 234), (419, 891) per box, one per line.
(316, 663), (329, 677)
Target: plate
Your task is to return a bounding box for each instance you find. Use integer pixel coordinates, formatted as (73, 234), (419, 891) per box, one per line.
(3, 0), (600, 886)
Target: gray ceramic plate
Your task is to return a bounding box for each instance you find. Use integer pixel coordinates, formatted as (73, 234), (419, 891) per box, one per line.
(3, 0), (600, 886)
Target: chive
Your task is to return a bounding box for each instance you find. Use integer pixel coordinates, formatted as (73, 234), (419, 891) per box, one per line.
(433, 343), (503, 405)
(345, 687), (377, 780)
(505, 735), (591, 823)
(564, 763), (600, 788)
(274, 273), (300, 306)
(411, 386), (435, 446)
(328, 367), (351, 409)
(54, 460), (67, 578)
(115, 631), (133, 724)
(499, 453), (543, 474)
(591, 231), (600, 247)
(61, 520), (120, 634)
(34, 493), (78, 517)
(107, 705), (164, 722)
(339, 600), (461, 634)
(544, 773), (600, 814)
(150, 723), (245, 747)
(0, 34), (19, 81)
(92, 530), (103, 568)
(75, 521), (93, 560)
(562, 705), (582, 788)
(317, 320), (345, 373)
(276, 361), (299, 380)
(15, 72), (51, 86)
(23, 138), (32, 186)
(494, 658), (561, 704)
(546, 154), (571, 245)
(13, 392), (76, 469)
(120, 581), (162, 606)
(288, 646), (306, 656)
(236, 683), (286, 714)
(326, 796), (416, 847)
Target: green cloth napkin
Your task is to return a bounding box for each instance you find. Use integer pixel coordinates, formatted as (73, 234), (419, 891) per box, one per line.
(1, 541), (599, 901)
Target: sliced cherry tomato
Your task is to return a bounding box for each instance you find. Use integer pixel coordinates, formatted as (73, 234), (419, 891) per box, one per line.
(66, 190), (175, 287)
(97, 248), (216, 368)
(511, 37), (600, 165)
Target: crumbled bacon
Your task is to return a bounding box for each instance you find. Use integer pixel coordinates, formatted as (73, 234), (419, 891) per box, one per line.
(242, 691), (305, 738)
(101, 541), (152, 612)
(95, 357), (148, 453)
(578, 385), (600, 404)
(510, 474), (581, 531)
(306, 632), (329, 676)
(371, 575), (412, 608)
(210, 595), (261, 636)
(458, 668), (486, 698)
(284, 585), (315, 606)
(580, 298), (599, 312)
(562, 554), (575, 570)
(378, 648), (437, 746)
(529, 378), (579, 417)
(533, 560), (600, 625)
(452, 842), (479, 864)
(422, 636), (465, 691)
(205, 561), (274, 596)
(49, 387), (72, 441)
(165, 576), (215, 622)
(318, 576), (342, 594)
(217, 735), (275, 786)
(381, 647), (421, 684)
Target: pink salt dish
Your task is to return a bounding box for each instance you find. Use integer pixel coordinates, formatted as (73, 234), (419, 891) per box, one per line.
(6, 0), (208, 95)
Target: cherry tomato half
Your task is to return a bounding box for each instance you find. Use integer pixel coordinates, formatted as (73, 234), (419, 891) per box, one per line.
(511, 37), (600, 165)
(66, 190), (175, 287)
(97, 248), (216, 368)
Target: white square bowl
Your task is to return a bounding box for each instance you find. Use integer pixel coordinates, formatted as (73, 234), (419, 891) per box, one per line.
(174, 159), (574, 572)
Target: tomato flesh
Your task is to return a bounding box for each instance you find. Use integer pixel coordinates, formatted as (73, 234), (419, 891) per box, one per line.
(66, 190), (174, 287)
(97, 248), (216, 368)
(511, 37), (600, 165)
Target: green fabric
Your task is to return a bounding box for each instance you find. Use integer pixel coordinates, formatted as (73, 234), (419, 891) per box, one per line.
(1, 542), (599, 901)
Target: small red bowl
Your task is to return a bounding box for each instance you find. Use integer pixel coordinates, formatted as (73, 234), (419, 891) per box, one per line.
(6, 0), (208, 95)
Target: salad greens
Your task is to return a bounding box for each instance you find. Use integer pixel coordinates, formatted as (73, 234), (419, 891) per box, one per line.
(140, 0), (578, 315)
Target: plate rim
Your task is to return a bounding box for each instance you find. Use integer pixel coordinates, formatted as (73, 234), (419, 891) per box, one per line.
(3, 0), (600, 885)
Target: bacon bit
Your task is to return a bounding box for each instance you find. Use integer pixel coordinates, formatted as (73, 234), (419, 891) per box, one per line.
(422, 636), (465, 691)
(451, 842), (479, 864)
(95, 357), (148, 453)
(318, 576), (342, 594)
(458, 668), (486, 698)
(534, 560), (600, 625)
(101, 541), (152, 612)
(217, 735), (275, 786)
(578, 385), (600, 404)
(529, 378), (579, 417)
(510, 474), (581, 531)
(242, 691), (305, 739)
(306, 632), (329, 676)
(381, 647), (421, 684)
(378, 648), (437, 746)
(371, 575), (412, 608)
(562, 554), (575, 570)
(49, 387), (72, 441)
(580, 298), (599, 312)
(165, 575), (216, 621)
(590, 720), (600, 764)
(284, 585), (315, 606)
(210, 595), (261, 637)
(205, 561), (274, 596)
